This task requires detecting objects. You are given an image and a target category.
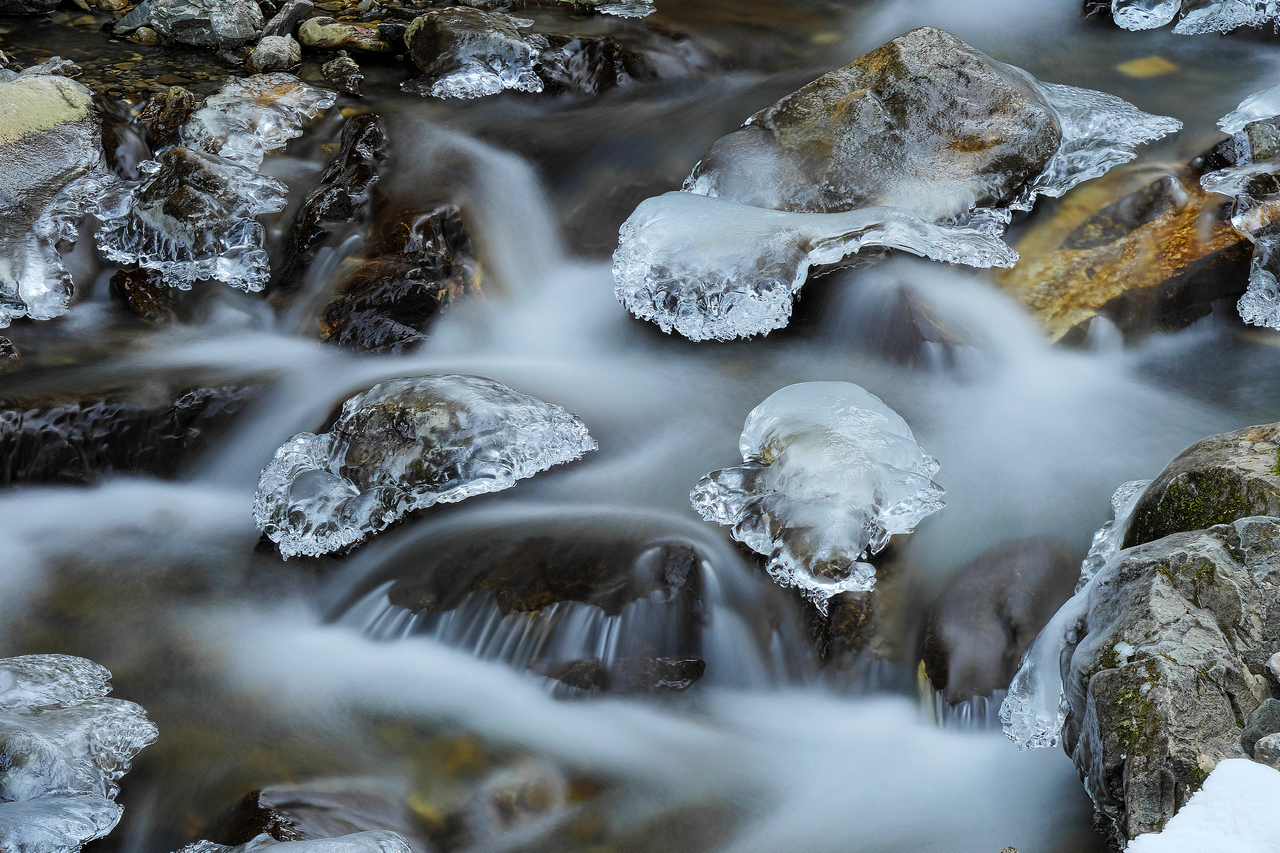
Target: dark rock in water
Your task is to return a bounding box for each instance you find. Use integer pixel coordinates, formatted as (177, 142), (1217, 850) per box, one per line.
(536, 32), (691, 96)
(206, 780), (428, 848)
(261, 0), (312, 37)
(247, 35), (303, 73)
(1242, 698), (1280, 756)
(0, 385), (256, 486)
(0, 337), (17, 365)
(111, 267), (177, 324)
(921, 537), (1077, 704)
(322, 53), (364, 95)
(996, 164), (1250, 343)
(320, 204), (479, 354)
(137, 85), (199, 145)
(275, 113), (386, 291)
(0, 0), (59, 12)
(148, 0), (265, 48)
(1123, 423), (1280, 549)
(1061, 517), (1280, 843)
(403, 7), (543, 99)
(547, 657), (706, 693)
(685, 26), (1061, 218)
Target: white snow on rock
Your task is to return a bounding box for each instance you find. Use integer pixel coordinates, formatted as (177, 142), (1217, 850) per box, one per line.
(690, 381), (944, 612)
(1126, 759), (1280, 853)
(253, 375), (597, 559)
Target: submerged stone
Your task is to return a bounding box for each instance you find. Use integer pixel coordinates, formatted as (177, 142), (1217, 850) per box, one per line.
(691, 381), (944, 611)
(253, 375), (597, 558)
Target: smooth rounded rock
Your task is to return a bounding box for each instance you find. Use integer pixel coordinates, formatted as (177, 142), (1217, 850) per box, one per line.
(148, 0), (265, 48)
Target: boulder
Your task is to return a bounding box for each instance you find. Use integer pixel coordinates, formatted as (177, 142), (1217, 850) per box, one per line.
(402, 7), (542, 99)
(922, 536), (1078, 704)
(247, 35), (303, 73)
(322, 53), (363, 95)
(1242, 698), (1280, 756)
(994, 164), (1251, 343)
(1255, 734), (1280, 769)
(685, 26), (1061, 219)
(148, 0), (265, 48)
(1123, 423), (1280, 549)
(299, 16), (392, 53)
(261, 0), (312, 37)
(1060, 517), (1280, 843)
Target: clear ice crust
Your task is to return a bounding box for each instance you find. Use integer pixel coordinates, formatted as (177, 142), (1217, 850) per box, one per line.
(178, 830), (412, 853)
(1000, 479), (1150, 749)
(97, 73), (335, 292)
(254, 375), (598, 559)
(1110, 0), (1280, 33)
(613, 48), (1179, 341)
(690, 382), (944, 612)
(0, 655), (157, 853)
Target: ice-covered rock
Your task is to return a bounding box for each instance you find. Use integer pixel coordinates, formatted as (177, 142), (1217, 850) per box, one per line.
(177, 830), (412, 853)
(253, 376), (597, 559)
(614, 192), (1016, 341)
(402, 8), (543, 99)
(457, 0), (653, 16)
(0, 654), (157, 853)
(0, 68), (126, 327)
(1108, 0), (1280, 33)
(1078, 479), (1150, 588)
(147, 0), (264, 48)
(690, 382), (944, 611)
(98, 73), (335, 292)
(615, 27), (1179, 341)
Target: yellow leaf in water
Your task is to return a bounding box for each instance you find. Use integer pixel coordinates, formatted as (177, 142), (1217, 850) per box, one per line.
(1116, 56), (1179, 79)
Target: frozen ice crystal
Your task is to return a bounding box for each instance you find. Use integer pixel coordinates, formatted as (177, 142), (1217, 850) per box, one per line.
(616, 30), (1179, 341)
(97, 73), (334, 292)
(254, 375), (598, 559)
(402, 8), (544, 100)
(1111, 0), (1181, 29)
(1000, 479), (1148, 749)
(1108, 0), (1280, 32)
(0, 70), (128, 327)
(177, 831), (412, 853)
(613, 192), (1017, 342)
(0, 655), (157, 853)
(690, 382), (944, 612)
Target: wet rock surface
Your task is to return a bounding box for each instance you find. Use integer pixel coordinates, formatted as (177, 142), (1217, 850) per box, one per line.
(922, 536), (1078, 705)
(0, 385), (256, 486)
(1123, 423), (1280, 549)
(147, 0), (265, 48)
(403, 7), (543, 99)
(1059, 517), (1280, 843)
(546, 656), (706, 693)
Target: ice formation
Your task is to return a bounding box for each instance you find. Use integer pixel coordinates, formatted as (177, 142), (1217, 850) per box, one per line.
(1110, 0), (1280, 33)
(0, 61), (129, 327)
(98, 73), (335, 292)
(0, 654), (157, 853)
(690, 382), (944, 611)
(614, 193), (1017, 341)
(401, 8), (545, 100)
(614, 32), (1180, 341)
(178, 831), (412, 853)
(1000, 479), (1150, 749)
(1199, 90), (1280, 329)
(254, 375), (598, 558)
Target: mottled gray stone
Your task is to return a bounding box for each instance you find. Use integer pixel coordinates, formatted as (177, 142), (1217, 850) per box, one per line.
(148, 0), (264, 48)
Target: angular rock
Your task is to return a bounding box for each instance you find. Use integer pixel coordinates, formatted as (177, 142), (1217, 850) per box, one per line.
(261, 0), (312, 37)
(1242, 698), (1280, 756)
(402, 8), (542, 99)
(995, 164), (1251, 343)
(0, 70), (123, 326)
(247, 35), (303, 73)
(922, 537), (1077, 705)
(547, 657), (705, 693)
(274, 113), (386, 292)
(321, 53), (363, 96)
(319, 204), (479, 354)
(148, 0), (265, 48)
(1059, 518), (1280, 843)
(1123, 423), (1280, 549)
(0, 385), (257, 486)
(0, 0), (59, 12)
(299, 16), (393, 53)
(691, 381), (944, 611)
(137, 85), (199, 145)
(253, 375), (597, 558)
(110, 266), (177, 324)
(1255, 733), (1280, 769)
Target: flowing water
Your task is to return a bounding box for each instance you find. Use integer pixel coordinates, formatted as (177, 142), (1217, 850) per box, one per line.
(6, 0), (1280, 850)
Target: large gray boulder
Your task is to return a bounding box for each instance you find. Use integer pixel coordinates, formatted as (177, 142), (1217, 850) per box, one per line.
(685, 26), (1062, 220)
(1124, 423), (1280, 549)
(1060, 517), (1280, 843)
(148, 0), (264, 48)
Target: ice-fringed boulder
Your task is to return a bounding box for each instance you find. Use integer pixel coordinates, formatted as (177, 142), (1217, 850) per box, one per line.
(1199, 86), (1280, 330)
(97, 73), (335, 292)
(253, 375), (597, 558)
(614, 27), (1180, 341)
(0, 60), (130, 327)
(690, 382), (944, 612)
(0, 654), (158, 853)
(1109, 0), (1280, 34)
(177, 831), (412, 853)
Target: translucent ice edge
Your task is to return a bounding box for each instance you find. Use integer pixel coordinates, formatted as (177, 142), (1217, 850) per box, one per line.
(178, 829), (412, 853)
(1218, 82), (1280, 134)
(613, 192), (1018, 342)
(1000, 479), (1151, 749)
(97, 73), (334, 292)
(690, 382), (945, 613)
(1107, 0), (1280, 33)
(253, 375), (598, 559)
(403, 65), (544, 100)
